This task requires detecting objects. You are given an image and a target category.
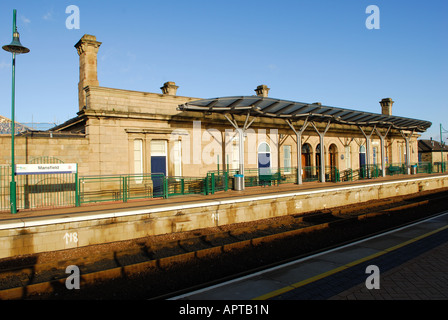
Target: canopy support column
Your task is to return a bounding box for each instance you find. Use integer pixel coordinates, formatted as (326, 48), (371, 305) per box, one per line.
(224, 112), (257, 189)
(311, 120), (331, 183)
(359, 125), (376, 178)
(400, 129), (415, 174)
(286, 117), (309, 185)
(375, 126), (391, 177)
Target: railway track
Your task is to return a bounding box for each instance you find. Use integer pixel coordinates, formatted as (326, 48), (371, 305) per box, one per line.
(1, 188), (448, 300)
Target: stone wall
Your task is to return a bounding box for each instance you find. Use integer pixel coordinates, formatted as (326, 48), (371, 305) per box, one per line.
(0, 133), (90, 175)
(0, 174), (446, 259)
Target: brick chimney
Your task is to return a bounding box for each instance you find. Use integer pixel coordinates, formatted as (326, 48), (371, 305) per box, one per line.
(379, 98), (394, 116)
(75, 35), (102, 111)
(255, 84), (270, 97)
(160, 81), (179, 95)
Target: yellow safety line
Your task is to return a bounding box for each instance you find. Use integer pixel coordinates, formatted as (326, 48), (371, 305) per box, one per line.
(253, 224), (448, 300)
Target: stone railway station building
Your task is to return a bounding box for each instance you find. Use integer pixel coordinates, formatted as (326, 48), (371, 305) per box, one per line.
(0, 34), (432, 184)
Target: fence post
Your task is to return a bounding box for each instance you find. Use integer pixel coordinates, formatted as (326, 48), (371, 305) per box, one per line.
(123, 176), (128, 203)
(224, 171), (228, 191)
(211, 172), (215, 195)
(75, 171), (80, 207)
(181, 177), (185, 195)
(164, 176), (169, 199)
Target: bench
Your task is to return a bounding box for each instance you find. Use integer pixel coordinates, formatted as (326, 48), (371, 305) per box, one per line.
(387, 166), (402, 176)
(259, 173), (286, 186)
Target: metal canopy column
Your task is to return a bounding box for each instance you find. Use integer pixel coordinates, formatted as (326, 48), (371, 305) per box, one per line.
(400, 129), (415, 174)
(375, 126), (391, 177)
(359, 126), (376, 178)
(224, 112), (257, 189)
(311, 120), (331, 183)
(286, 117), (309, 185)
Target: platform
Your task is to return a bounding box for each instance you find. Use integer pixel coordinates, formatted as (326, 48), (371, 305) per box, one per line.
(172, 211), (448, 300)
(0, 173), (447, 260)
(0, 172), (445, 221)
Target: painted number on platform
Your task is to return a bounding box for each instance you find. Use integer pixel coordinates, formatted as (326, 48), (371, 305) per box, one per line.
(63, 232), (79, 245)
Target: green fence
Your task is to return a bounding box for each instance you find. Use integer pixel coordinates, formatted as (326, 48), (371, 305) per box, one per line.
(302, 166), (340, 183)
(166, 176), (206, 196)
(0, 158), (77, 212)
(16, 171), (77, 210)
(78, 173), (169, 205)
(0, 165), (10, 212)
(78, 173), (208, 205)
(2, 161), (448, 213)
(207, 166), (340, 188)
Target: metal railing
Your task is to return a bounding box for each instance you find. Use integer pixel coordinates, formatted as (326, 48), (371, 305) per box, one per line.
(1, 161), (447, 212)
(0, 165), (10, 211)
(0, 164), (77, 211)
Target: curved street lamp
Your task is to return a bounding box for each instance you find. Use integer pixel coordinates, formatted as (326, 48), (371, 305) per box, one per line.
(2, 9), (30, 214)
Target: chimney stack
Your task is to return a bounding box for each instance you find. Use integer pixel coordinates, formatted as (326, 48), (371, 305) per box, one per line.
(75, 34), (102, 111)
(255, 84), (270, 97)
(160, 81), (179, 96)
(379, 98), (394, 116)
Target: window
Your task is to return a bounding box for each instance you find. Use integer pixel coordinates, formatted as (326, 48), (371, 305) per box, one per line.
(151, 140), (167, 156)
(258, 142), (271, 154)
(373, 147), (378, 165)
(345, 145), (351, 169)
(283, 145), (291, 173)
(134, 139), (143, 183)
(172, 140), (182, 177)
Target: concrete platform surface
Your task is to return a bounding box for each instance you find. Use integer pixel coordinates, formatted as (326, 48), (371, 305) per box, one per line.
(172, 212), (448, 300)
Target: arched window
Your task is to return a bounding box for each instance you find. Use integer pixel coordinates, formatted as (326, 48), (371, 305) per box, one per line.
(258, 142), (271, 154)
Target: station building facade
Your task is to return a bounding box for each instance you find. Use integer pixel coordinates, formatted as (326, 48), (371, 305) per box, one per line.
(0, 34), (431, 184)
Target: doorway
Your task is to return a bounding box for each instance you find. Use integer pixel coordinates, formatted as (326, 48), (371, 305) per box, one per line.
(258, 142), (271, 175)
(150, 140), (167, 197)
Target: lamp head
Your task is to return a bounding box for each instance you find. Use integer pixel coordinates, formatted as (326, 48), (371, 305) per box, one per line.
(2, 30), (30, 54)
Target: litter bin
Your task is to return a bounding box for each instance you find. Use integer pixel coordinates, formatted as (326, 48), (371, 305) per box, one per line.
(411, 165), (417, 175)
(234, 174), (244, 191)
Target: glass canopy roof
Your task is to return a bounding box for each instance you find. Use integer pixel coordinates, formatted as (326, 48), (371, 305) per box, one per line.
(178, 96), (432, 132)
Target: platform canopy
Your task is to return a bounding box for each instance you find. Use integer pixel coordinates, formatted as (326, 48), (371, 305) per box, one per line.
(178, 96), (432, 132)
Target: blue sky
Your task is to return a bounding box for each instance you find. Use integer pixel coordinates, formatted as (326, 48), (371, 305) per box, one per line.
(0, 0), (447, 140)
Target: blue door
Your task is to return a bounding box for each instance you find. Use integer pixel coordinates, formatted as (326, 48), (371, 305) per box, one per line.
(359, 153), (366, 167)
(258, 153), (271, 172)
(359, 146), (366, 167)
(359, 146), (366, 178)
(151, 156), (166, 197)
(258, 143), (271, 185)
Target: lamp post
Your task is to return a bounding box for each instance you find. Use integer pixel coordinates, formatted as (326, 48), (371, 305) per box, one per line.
(2, 10), (30, 214)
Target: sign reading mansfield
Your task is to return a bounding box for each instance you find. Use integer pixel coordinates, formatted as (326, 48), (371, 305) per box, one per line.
(15, 164), (77, 175)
